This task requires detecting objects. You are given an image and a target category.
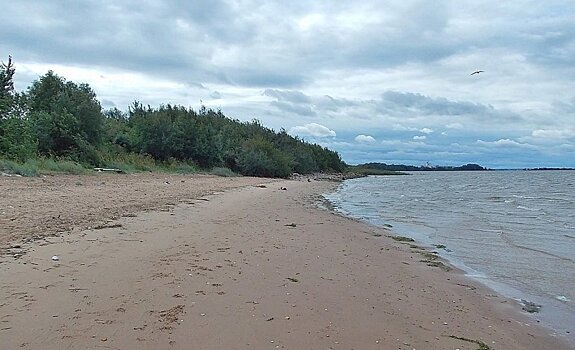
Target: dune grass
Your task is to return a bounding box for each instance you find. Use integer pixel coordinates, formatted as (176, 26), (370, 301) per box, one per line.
(0, 158), (89, 176)
(1, 155), (203, 177)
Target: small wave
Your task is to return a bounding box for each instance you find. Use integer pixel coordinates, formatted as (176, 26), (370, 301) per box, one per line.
(516, 205), (541, 211)
(471, 228), (504, 234)
(513, 194), (536, 199)
(499, 231), (575, 264)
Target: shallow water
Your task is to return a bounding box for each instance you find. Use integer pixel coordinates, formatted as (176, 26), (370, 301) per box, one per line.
(324, 170), (575, 341)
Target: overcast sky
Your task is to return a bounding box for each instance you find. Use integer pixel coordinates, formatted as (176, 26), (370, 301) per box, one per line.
(2, 1), (574, 168)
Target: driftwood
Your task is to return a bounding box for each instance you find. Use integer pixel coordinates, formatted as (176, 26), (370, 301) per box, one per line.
(93, 168), (125, 174)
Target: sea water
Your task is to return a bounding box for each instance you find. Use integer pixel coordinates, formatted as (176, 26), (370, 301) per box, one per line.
(324, 170), (575, 341)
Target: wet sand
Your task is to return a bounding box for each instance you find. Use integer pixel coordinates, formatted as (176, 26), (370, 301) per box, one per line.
(1, 174), (573, 349)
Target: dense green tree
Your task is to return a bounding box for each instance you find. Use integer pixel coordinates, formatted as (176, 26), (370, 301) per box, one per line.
(0, 57), (37, 161)
(27, 71), (104, 162)
(103, 107), (131, 149)
(0, 56), (16, 115)
(0, 115), (36, 161)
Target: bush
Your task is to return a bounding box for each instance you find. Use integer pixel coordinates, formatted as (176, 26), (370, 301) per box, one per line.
(0, 116), (37, 161)
(237, 148), (276, 177)
(236, 137), (295, 178)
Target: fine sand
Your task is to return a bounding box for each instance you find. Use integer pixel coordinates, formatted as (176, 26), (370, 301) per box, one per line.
(1, 173), (573, 349)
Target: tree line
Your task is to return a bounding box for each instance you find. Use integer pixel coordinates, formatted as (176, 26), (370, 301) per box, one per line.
(0, 57), (345, 177)
(355, 162), (487, 171)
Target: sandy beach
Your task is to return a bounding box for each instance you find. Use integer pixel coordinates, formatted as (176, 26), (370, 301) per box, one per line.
(1, 173), (573, 349)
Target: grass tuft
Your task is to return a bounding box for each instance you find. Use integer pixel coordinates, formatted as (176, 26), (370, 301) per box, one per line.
(0, 159), (39, 177)
(1, 158), (90, 176)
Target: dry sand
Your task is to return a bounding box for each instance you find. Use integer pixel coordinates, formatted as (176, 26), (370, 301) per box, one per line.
(1, 173), (573, 349)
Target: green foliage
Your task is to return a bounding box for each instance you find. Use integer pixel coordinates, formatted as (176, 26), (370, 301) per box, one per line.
(0, 57), (37, 161)
(0, 56), (16, 115)
(0, 157), (89, 176)
(0, 159), (39, 177)
(27, 71), (104, 162)
(32, 110), (80, 155)
(0, 115), (37, 161)
(1, 62), (347, 178)
(162, 158), (198, 174)
(98, 147), (158, 172)
(237, 136), (294, 178)
(34, 158), (89, 174)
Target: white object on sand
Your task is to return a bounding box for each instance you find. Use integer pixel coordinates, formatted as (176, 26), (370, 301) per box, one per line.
(51, 255), (59, 261)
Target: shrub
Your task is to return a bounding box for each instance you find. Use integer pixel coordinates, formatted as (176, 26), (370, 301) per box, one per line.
(236, 136), (294, 178)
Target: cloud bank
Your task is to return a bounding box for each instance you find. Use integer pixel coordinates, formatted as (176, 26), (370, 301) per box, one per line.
(2, 0), (574, 167)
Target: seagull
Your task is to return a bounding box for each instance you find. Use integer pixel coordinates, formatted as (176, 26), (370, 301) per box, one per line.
(470, 70), (484, 75)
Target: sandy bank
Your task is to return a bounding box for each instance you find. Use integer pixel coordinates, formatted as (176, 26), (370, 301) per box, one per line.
(0, 175), (572, 349)
(0, 172), (274, 250)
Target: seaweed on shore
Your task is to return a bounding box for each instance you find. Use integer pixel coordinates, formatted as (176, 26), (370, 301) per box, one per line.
(417, 250), (452, 271)
(389, 235), (415, 243)
(389, 235), (452, 271)
(520, 299), (542, 313)
(449, 335), (491, 350)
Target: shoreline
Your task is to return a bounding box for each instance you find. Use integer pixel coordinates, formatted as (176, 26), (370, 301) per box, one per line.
(324, 174), (575, 345)
(1, 175), (573, 349)
(325, 200), (574, 339)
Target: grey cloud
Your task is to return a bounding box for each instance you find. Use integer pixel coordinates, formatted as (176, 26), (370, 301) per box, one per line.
(1, 0), (257, 84)
(263, 89), (312, 104)
(264, 90), (361, 117)
(379, 91), (491, 116)
(264, 89), (315, 116)
(270, 101), (316, 117)
(0, 0), (460, 89)
(316, 95), (358, 112)
(226, 70), (307, 88)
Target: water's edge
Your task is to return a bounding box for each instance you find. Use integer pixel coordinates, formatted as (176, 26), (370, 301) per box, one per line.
(321, 174), (574, 344)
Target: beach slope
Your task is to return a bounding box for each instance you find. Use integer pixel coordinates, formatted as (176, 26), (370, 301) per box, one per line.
(0, 175), (572, 349)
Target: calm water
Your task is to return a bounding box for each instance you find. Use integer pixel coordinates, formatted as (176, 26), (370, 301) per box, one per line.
(324, 171), (575, 340)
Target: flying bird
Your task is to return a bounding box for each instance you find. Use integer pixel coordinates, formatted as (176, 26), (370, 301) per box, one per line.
(470, 70), (484, 75)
